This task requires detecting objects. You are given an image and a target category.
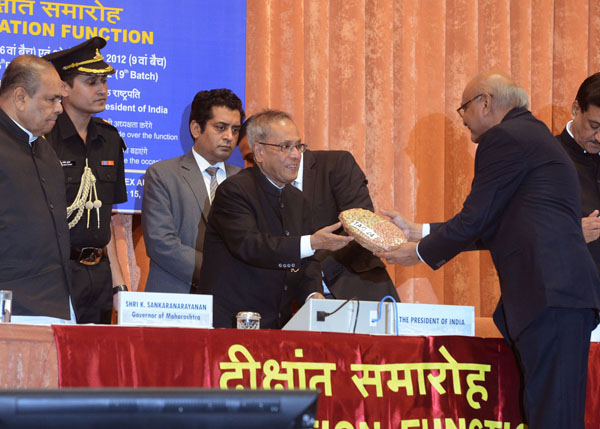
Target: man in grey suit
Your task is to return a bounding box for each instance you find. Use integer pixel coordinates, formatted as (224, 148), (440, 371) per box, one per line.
(142, 89), (244, 293)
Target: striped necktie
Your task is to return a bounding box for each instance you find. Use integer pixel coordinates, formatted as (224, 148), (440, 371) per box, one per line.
(205, 166), (219, 203)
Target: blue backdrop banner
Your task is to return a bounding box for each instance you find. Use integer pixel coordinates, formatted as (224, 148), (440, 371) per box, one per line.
(0, 0), (246, 212)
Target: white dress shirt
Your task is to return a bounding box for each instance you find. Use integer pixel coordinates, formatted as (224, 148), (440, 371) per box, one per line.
(191, 148), (226, 203)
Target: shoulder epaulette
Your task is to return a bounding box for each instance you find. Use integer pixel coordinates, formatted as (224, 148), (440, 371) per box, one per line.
(92, 117), (126, 150)
(93, 117), (118, 131)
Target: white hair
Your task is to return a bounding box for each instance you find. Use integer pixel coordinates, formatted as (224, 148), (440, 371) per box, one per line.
(246, 110), (295, 150)
(476, 73), (530, 110)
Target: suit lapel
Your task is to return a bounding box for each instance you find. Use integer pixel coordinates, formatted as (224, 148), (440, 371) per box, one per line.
(180, 150), (211, 222)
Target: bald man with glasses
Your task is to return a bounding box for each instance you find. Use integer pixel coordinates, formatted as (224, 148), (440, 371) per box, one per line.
(196, 109), (353, 329)
(378, 72), (600, 429)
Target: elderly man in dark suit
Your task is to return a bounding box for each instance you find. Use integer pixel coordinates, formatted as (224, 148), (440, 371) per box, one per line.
(142, 89), (243, 294)
(197, 109), (353, 329)
(0, 55), (74, 323)
(298, 149), (399, 301)
(377, 73), (600, 428)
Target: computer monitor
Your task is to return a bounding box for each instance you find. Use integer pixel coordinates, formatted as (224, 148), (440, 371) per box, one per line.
(0, 388), (319, 429)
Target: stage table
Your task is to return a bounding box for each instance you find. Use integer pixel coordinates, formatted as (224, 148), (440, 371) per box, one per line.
(0, 324), (58, 388)
(2, 324), (600, 428)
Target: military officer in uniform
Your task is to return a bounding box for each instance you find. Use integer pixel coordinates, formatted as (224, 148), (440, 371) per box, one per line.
(44, 37), (128, 324)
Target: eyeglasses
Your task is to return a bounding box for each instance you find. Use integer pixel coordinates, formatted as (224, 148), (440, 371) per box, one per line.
(456, 93), (483, 117)
(257, 141), (307, 153)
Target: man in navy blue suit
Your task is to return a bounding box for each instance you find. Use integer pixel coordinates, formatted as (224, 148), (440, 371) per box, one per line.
(377, 73), (600, 428)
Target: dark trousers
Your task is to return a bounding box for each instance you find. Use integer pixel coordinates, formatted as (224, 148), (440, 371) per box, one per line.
(327, 266), (401, 302)
(70, 258), (113, 324)
(513, 307), (596, 429)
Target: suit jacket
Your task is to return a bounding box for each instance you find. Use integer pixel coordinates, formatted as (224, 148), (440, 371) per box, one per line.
(418, 107), (600, 340)
(556, 128), (600, 273)
(197, 166), (323, 329)
(302, 150), (400, 301)
(142, 150), (241, 293)
(0, 108), (72, 318)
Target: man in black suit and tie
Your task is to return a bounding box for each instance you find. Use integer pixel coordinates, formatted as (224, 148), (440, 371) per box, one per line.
(142, 89), (243, 294)
(376, 73), (600, 428)
(297, 149), (400, 301)
(197, 110), (353, 329)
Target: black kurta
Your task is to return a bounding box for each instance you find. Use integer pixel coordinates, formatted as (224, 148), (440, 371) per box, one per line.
(557, 127), (600, 273)
(198, 166), (322, 329)
(0, 108), (71, 318)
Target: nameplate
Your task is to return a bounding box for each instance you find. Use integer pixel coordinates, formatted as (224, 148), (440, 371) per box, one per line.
(284, 299), (474, 336)
(117, 291), (212, 328)
(387, 302), (475, 336)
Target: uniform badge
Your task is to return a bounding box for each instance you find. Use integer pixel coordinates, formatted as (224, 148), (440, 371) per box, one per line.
(60, 160), (76, 167)
(101, 160), (114, 166)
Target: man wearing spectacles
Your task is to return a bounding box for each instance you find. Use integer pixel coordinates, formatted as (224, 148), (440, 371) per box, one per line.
(456, 93), (483, 118)
(196, 109), (353, 328)
(376, 72), (600, 428)
(142, 89), (244, 295)
(556, 73), (600, 274)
